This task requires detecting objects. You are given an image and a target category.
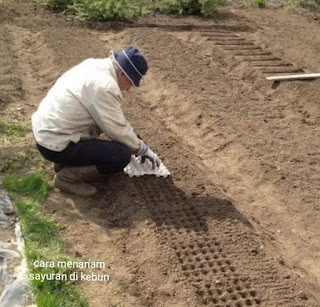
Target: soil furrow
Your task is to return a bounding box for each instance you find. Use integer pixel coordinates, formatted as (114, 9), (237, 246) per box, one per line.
(117, 26), (320, 302)
(0, 23), (23, 107)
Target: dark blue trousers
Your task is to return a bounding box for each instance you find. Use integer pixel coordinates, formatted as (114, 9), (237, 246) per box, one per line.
(36, 139), (132, 174)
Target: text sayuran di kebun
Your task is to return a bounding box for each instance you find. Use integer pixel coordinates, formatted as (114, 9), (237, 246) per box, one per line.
(29, 260), (110, 282)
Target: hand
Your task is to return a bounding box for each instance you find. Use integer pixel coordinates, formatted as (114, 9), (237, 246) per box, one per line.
(141, 147), (161, 170)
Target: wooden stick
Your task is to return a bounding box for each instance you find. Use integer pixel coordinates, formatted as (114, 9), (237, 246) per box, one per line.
(266, 73), (320, 81)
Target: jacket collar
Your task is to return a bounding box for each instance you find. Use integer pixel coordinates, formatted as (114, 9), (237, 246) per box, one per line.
(106, 57), (123, 100)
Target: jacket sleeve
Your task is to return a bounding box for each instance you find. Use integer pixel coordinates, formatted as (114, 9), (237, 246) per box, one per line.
(87, 87), (143, 153)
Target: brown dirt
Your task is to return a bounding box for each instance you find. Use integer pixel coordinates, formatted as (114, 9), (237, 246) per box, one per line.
(1, 0), (320, 306)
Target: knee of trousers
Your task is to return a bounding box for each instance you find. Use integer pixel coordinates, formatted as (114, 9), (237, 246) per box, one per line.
(97, 143), (132, 174)
(117, 144), (132, 168)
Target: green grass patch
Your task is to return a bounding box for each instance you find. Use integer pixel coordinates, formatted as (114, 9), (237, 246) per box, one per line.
(254, 0), (266, 7)
(40, 0), (73, 10)
(4, 173), (51, 202)
(154, 0), (224, 16)
(285, 0), (319, 8)
(38, 0), (224, 21)
(4, 173), (88, 307)
(0, 121), (30, 145)
(293, 0), (316, 7)
(0, 148), (50, 176)
(0, 121), (30, 137)
(70, 0), (147, 21)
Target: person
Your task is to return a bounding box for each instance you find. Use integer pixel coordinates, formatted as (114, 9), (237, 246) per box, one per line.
(31, 46), (160, 197)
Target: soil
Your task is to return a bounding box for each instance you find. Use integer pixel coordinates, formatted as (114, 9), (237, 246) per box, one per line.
(1, 0), (320, 306)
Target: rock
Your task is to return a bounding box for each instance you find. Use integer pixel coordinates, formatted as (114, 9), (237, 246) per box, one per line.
(299, 292), (308, 300)
(66, 198), (75, 207)
(0, 194), (14, 215)
(0, 221), (8, 227)
(0, 247), (20, 258)
(0, 209), (9, 221)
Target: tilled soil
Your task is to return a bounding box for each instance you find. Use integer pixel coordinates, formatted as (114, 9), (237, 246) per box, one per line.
(1, 0), (320, 306)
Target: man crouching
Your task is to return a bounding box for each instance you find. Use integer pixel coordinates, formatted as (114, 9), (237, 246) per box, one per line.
(31, 46), (159, 197)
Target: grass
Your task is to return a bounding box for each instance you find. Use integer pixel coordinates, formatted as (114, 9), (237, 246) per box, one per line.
(0, 120), (30, 145)
(0, 148), (49, 176)
(38, 0), (224, 21)
(3, 173), (88, 307)
(254, 0), (266, 7)
(293, 0), (317, 7)
(154, 0), (225, 16)
(4, 173), (51, 202)
(38, 0), (319, 21)
(70, 0), (147, 21)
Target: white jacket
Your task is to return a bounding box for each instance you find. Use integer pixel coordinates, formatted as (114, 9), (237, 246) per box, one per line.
(31, 58), (142, 153)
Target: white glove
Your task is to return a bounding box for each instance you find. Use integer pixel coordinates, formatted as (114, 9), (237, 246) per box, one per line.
(138, 142), (160, 169)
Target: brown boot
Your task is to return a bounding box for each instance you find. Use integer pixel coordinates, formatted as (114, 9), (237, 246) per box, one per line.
(54, 163), (65, 173)
(68, 165), (106, 182)
(54, 166), (101, 197)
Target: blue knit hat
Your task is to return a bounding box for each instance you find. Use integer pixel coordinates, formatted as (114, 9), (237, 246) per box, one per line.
(112, 46), (148, 87)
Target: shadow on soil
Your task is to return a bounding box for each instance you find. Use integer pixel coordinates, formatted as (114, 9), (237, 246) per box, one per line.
(56, 172), (252, 234)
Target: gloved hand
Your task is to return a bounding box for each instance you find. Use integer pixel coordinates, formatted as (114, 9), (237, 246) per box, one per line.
(138, 142), (160, 169)
(141, 147), (161, 169)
